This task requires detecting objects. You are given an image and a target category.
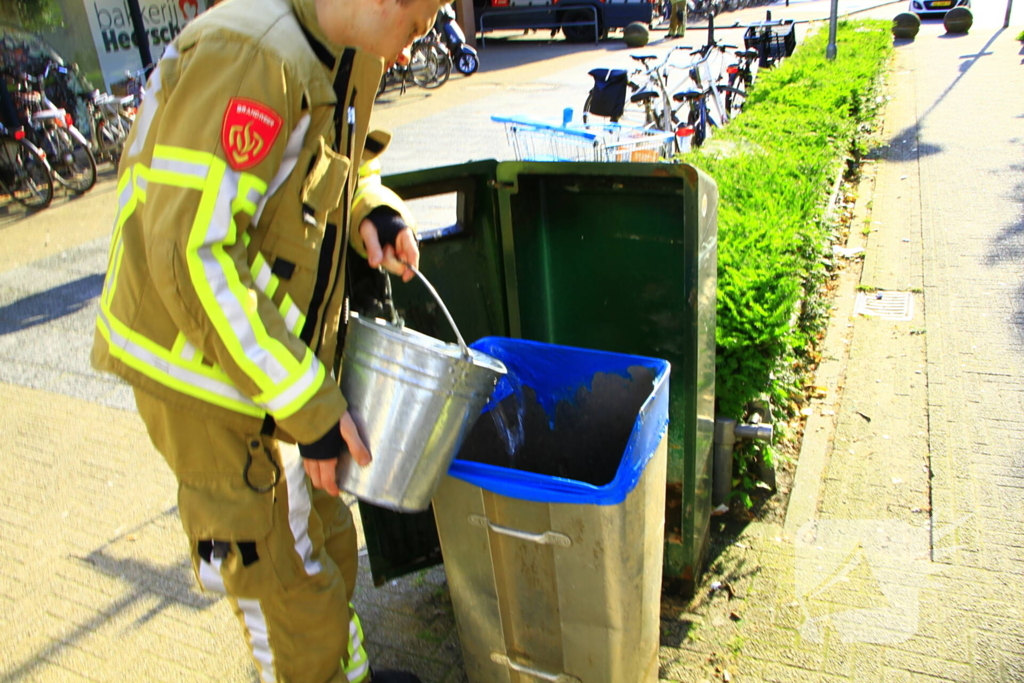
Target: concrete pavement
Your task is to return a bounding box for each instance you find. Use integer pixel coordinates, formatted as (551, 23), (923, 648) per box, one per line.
(2, 2), (1023, 681)
(657, 13), (1024, 683)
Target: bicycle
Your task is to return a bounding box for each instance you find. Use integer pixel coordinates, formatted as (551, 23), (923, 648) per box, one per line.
(15, 70), (97, 194)
(377, 32), (452, 97)
(0, 122), (54, 211)
(583, 48), (692, 143)
(666, 49), (746, 148)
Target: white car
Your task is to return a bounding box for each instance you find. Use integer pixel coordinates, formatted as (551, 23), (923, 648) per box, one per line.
(910, 0), (970, 16)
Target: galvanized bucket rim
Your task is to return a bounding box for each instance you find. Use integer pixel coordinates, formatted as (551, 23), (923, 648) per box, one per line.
(349, 312), (507, 377)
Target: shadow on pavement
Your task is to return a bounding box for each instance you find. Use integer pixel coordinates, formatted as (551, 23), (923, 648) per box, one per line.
(474, 36), (643, 75)
(875, 27), (1007, 160)
(986, 161), (1024, 344)
(0, 507), (224, 683)
(0, 273), (104, 335)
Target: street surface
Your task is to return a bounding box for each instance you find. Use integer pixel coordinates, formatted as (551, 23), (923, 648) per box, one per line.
(1, 0), (1022, 680)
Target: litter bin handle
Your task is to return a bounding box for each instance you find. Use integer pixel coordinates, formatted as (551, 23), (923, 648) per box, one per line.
(468, 514), (573, 547)
(489, 652), (581, 683)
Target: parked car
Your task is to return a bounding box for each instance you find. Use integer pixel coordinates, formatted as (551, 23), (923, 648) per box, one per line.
(909, 0), (970, 16)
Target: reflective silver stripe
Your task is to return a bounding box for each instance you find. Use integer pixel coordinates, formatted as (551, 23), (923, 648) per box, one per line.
(198, 555), (226, 594)
(283, 300), (302, 334)
(97, 308), (257, 408)
(254, 113), (310, 225)
(151, 156), (209, 180)
(258, 355), (321, 414)
(135, 173), (148, 192)
(237, 597), (277, 683)
(127, 45), (176, 158)
(180, 339), (199, 363)
(346, 614), (370, 682)
(117, 174), (134, 211)
(253, 259), (273, 292)
(279, 443), (323, 576)
(200, 168), (290, 385)
(246, 186), (262, 207)
(347, 658), (369, 683)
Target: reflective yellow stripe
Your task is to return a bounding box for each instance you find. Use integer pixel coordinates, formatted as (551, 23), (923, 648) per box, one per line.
(133, 163), (149, 203)
(103, 168), (139, 308)
(150, 145), (210, 189)
(358, 158), (381, 178)
(96, 307), (265, 417)
(170, 331), (188, 358)
(171, 331), (203, 364)
(185, 159), (297, 390)
(250, 252), (281, 300)
(345, 607), (370, 683)
(252, 349), (324, 419)
(279, 294), (304, 335)
(234, 173), (267, 216)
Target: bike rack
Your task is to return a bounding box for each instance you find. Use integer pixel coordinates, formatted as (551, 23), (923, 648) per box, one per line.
(478, 4), (599, 47)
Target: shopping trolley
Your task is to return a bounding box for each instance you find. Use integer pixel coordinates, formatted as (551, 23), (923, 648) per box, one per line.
(491, 115), (676, 163)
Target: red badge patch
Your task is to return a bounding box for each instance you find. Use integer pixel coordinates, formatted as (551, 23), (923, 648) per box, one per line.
(221, 98), (283, 171)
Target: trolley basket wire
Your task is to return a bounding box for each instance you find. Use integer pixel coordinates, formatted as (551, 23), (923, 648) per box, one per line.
(491, 115), (675, 163)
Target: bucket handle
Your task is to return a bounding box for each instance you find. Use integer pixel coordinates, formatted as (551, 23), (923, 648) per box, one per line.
(405, 263), (472, 360)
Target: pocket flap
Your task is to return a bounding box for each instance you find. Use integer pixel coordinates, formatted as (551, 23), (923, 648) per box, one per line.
(178, 476), (274, 542)
(301, 137), (350, 214)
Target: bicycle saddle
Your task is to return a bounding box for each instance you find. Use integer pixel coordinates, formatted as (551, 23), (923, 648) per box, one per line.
(630, 54), (657, 63)
(672, 90), (703, 103)
(630, 90), (659, 103)
(735, 49), (759, 60)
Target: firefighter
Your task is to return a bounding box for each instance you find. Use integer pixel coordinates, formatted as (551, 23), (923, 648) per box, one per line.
(667, 0), (687, 38)
(91, 0), (444, 681)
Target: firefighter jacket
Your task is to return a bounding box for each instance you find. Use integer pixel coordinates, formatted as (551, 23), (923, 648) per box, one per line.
(91, 0), (414, 447)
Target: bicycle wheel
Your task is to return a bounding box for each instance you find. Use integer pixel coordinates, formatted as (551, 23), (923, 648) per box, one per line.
(1, 138), (54, 210)
(717, 84), (747, 122)
(688, 99), (709, 148)
(410, 43), (451, 89)
(50, 127), (97, 194)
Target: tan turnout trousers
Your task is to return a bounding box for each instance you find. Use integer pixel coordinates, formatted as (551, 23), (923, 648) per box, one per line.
(134, 388), (369, 683)
(668, 0), (687, 36)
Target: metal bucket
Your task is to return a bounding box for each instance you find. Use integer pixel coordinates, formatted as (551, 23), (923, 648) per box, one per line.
(335, 269), (506, 512)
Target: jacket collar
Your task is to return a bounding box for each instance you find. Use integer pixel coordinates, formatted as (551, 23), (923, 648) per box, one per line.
(290, 0), (345, 59)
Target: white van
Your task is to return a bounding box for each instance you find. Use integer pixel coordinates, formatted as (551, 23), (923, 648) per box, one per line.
(473, 0), (656, 42)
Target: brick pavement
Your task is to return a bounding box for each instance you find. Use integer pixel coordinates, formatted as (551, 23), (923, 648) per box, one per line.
(657, 17), (1024, 683)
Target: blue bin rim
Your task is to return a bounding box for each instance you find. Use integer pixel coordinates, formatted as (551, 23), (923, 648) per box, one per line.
(447, 337), (671, 506)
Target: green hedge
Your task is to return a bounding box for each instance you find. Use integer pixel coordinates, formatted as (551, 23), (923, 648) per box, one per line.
(680, 20), (892, 425)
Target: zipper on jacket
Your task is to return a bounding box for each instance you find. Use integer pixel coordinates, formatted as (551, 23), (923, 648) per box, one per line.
(299, 48), (355, 349)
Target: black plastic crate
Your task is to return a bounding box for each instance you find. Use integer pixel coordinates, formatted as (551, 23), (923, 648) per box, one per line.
(743, 20), (796, 68)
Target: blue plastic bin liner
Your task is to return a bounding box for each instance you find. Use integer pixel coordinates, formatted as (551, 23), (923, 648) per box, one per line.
(447, 337), (670, 506)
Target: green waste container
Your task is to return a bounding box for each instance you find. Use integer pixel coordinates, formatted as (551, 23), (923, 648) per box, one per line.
(358, 160), (717, 592)
(434, 337), (669, 683)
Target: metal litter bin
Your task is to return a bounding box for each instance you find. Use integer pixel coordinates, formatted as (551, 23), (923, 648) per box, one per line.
(432, 337), (670, 683)
(355, 160), (716, 596)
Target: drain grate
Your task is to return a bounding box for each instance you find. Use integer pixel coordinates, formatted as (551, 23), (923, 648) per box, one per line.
(854, 291), (915, 321)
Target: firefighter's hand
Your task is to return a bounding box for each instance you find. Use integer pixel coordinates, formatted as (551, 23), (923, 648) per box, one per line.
(303, 457), (341, 496)
(340, 411), (372, 467)
(360, 218), (420, 283)
(302, 412), (372, 496)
